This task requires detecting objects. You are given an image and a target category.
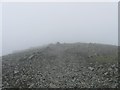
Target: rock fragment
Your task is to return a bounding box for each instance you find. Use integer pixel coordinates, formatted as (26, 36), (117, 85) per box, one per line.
(88, 67), (94, 71)
(14, 70), (19, 74)
(28, 55), (34, 59)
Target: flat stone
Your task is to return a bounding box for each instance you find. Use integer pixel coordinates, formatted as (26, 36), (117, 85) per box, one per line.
(108, 67), (112, 71)
(88, 67), (94, 71)
(104, 72), (109, 75)
(28, 55), (34, 59)
(29, 83), (34, 88)
(14, 70), (19, 74)
(50, 83), (57, 88)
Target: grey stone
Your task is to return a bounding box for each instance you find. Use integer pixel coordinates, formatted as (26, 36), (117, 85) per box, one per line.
(14, 70), (19, 74)
(28, 55), (34, 59)
(88, 67), (94, 71)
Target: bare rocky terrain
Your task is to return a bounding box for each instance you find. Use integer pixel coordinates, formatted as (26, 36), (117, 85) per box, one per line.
(2, 42), (119, 88)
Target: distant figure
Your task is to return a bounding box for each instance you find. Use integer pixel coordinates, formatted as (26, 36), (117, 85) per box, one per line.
(56, 42), (61, 45)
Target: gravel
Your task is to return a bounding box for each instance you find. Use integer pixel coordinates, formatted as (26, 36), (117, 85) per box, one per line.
(2, 43), (119, 88)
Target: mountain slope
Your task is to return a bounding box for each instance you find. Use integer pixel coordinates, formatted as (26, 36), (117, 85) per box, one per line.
(2, 43), (118, 88)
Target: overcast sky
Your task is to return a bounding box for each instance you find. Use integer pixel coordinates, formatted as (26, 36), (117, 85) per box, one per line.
(2, 2), (118, 55)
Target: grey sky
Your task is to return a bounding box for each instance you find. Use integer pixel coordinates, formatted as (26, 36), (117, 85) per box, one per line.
(0, 3), (2, 56)
(2, 2), (118, 55)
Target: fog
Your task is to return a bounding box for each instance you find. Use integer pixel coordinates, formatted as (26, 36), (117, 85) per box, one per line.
(2, 2), (118, 55)
(0, 3), (2, 56)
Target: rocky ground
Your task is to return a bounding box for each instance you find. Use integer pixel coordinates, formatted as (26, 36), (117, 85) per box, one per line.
(2, 43), (119, 88)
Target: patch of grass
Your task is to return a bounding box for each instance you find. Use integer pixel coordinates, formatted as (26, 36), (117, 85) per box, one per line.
(92, 55), (118, 63)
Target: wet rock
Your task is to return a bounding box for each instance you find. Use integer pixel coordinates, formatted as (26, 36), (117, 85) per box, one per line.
(72, 77), (76, 82)
(111, 64), (116, 68)
(14, 70), (19, 74)
(88, 67), (94, 71)
(108, 67), (112, 71)
(28, 55), (34, 59)
(104, 72), (109, 76)
(49, 83), (57, 88)
(28, 83), (34, 88)
(115, 67), (118, 72)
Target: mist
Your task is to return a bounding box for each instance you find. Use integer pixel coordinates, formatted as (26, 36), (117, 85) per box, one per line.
(2, 2), (118, 55)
